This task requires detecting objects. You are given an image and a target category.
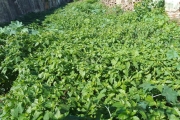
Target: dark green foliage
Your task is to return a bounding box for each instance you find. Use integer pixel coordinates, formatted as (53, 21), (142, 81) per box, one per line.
(0, 0), (180, 119)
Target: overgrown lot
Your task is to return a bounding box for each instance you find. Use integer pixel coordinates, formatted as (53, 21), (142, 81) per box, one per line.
(0, 0), (180, 119)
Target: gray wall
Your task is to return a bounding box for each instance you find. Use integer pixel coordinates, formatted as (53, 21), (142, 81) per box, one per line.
(0, 0), (69, 24)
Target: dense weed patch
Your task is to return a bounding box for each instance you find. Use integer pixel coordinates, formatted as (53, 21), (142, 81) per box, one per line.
(0, 0), (180, 119)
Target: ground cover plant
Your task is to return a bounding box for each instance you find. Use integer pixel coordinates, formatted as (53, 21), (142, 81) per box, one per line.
(0, 0), (180, 119)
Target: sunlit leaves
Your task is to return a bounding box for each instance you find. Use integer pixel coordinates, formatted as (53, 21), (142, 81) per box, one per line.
(32, 111), (42, 120)
(139, 83), (155, 92)
(166, 49), (179, 60)
(1, 0), (180, 119)
(0, 21), (23, 35)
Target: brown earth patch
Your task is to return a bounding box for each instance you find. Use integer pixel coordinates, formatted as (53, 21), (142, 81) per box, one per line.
(167, 11), (180, 25)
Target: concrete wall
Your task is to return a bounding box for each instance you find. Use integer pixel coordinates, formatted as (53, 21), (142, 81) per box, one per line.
(0, 0), (69, 24)
(165, 0), (180, 11)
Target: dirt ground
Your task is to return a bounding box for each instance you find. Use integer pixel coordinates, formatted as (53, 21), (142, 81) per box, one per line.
(167, 11), (180, 24)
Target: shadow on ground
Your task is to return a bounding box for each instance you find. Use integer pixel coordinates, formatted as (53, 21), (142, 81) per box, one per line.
(0, 3), (68, 27)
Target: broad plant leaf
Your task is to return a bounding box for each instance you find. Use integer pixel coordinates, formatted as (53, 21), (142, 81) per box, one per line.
(139, 83), (155, 92)
(162, 86), (178, 103)
(166, 49), (179, 60)
(138, 102), (147, 109)
(1, 0), (180, 119)
(32, 111), (42, 120)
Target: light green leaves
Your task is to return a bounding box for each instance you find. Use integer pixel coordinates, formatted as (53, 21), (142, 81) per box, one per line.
(54, 109), (62, 119)
(11, 109), (19, 118)
(111, 57), (119, 66)
(1, 0), (180, 119)
(112, 102), (124, 108)
(45, 101), (53, 109)
(132, 116), (140, 120)
(138, 102), (147, 109)
(30, 29), (39, 35)
(162, 86), (178, 103)
(168, 114), (179, 120)
(79, 69), (85, 78)
(140, 83), (178, 103)
(0, 21), (23, 35)
(21, 28), (29, 33)
(97, 89), (106, 101)
(43, 111), (54, 120)
(10, 102), (24, 118)
(139, 83), (155, 92)
(174, 107), (180, 117)
(43, 111), (50, 120)
(32, 111), (42, 120)
(166, 49), (179, 60)
(176, 63), (180, 70)
(145, 95), (156, 106)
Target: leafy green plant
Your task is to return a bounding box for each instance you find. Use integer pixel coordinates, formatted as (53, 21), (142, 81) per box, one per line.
(0, 0), (180, 119)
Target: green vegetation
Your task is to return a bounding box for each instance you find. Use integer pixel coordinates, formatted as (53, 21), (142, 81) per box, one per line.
(0, 0), (180, 119)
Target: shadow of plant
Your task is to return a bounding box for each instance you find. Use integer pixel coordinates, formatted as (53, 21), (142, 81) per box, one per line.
(0, 3), (71, 95)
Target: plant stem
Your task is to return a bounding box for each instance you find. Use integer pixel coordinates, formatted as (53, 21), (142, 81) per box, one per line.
(153, 94), (162, 98)
(105, 106), (112, 118)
